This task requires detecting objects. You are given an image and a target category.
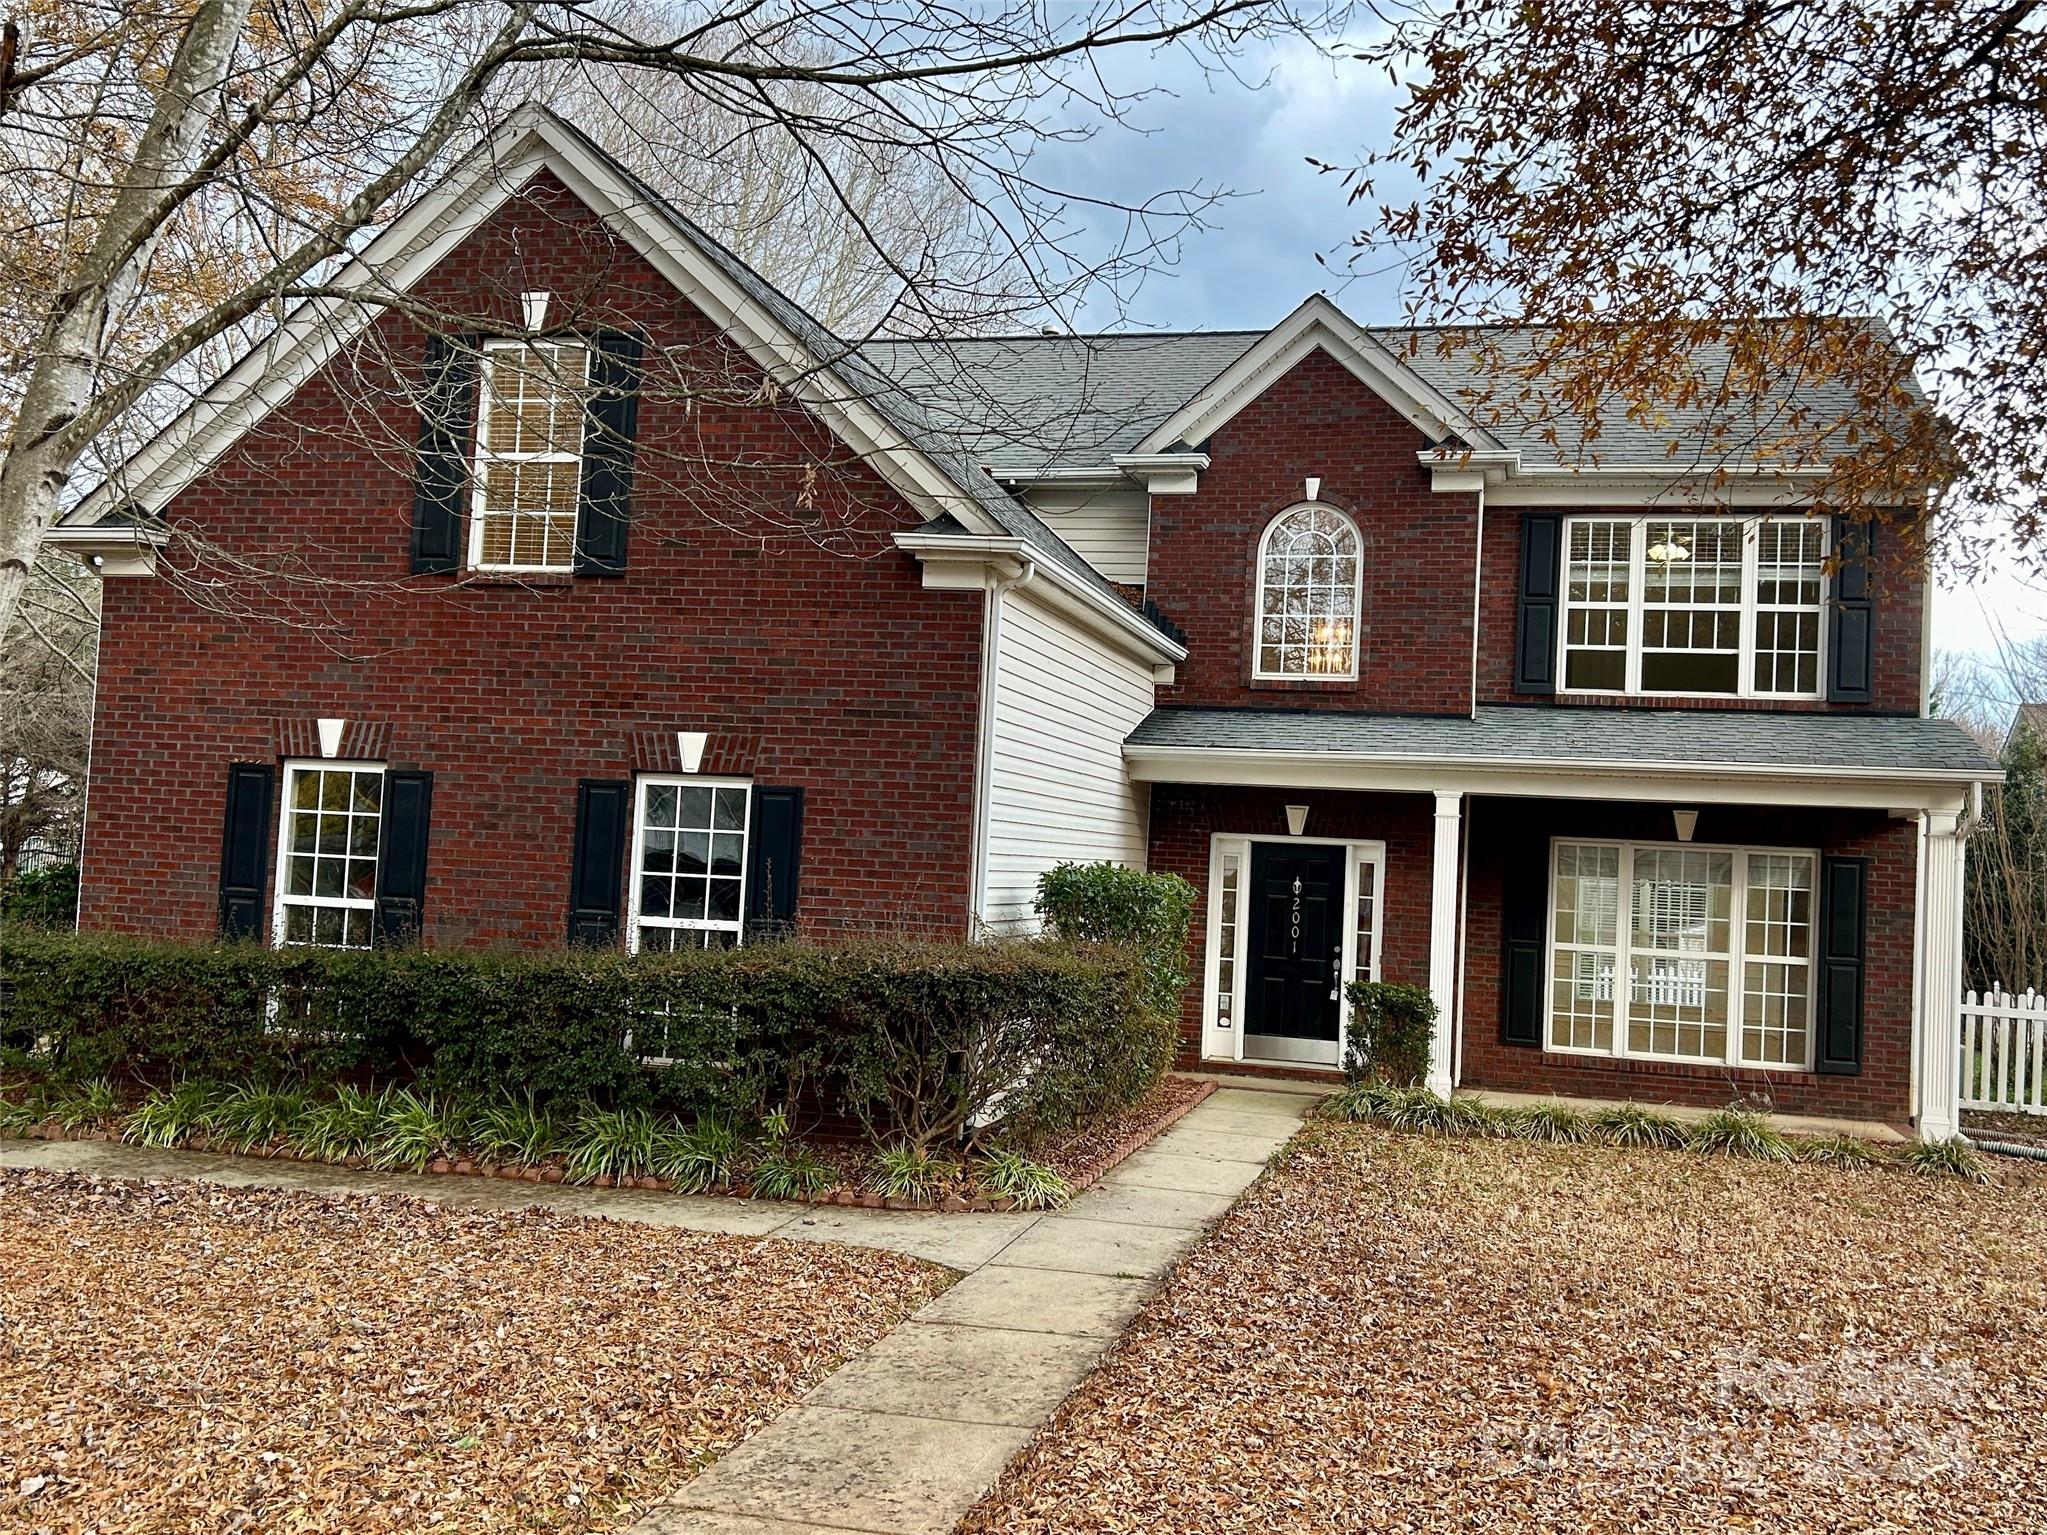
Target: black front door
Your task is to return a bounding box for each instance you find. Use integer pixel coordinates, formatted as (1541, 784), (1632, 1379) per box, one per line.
(1245, 842), (1348, 1055)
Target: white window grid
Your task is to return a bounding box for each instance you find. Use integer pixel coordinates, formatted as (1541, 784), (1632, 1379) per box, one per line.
(468, 339), (590, 573)
(1253, 504), (1362, 680)
(1546, 838), (1817, 1071)
(272, 760), (386, 951)
(626, 776), (751, 954)
(1559, 516), (1828, 699)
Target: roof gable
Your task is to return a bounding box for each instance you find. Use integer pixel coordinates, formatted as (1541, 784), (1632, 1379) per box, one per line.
(1131, 295), (1502, 455)
(69, 105), (1014, 543)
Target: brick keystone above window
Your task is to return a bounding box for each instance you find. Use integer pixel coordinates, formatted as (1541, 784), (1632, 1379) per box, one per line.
(274, 718), (391, 760)
(630, 730), (762, 776)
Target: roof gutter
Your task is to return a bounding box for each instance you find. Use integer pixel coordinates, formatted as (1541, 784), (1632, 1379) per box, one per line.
(43, 522), (168, 577)
(894, 529), (1186, 667)
(1122, 740), (1997, 788)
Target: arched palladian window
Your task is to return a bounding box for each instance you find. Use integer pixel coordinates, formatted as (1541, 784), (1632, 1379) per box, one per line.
(1254, 504), (1361, 679)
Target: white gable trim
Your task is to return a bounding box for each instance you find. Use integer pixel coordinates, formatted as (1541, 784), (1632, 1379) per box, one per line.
(68, 104), (1006, 537)
(1132, 295), (1503, 456)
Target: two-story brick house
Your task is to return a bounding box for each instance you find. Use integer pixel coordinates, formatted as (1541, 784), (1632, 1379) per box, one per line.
(53, 106), (1997, 1137)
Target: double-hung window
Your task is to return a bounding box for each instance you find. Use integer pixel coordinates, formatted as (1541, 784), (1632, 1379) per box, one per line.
(1547, 839), (1816, 1071)
(274, 761), (385, 949)
(1560, 516), (1827, 697)
(627, 777), (750, 952)
(469, 340), (589, 571)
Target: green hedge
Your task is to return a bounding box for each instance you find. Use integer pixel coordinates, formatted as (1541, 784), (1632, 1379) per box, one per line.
(1344, 980), (1436, 1087)
(0, 929), (1163, 1151)
(1036, 861), (1196, 1021)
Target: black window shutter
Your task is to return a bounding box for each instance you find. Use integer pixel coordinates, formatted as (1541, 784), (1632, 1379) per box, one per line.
(1513, 513), (1564, 695)
(217, 763), (276, 941)
(1500, 836), (1548, 1046)
(1827, 515), (1876, 704)
(374, 770), (434, 945)
(745, 786), (805, 938)
(1814, 855), (1867, 1075)
(575, 330), (644, 575)
(412, 334), (480, 573)
(567, 779), (631, 946)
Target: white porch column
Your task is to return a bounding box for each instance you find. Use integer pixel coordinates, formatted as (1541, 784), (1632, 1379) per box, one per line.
(1427, 789), (1463, 1098)
(1914, 809), (1967, 1142)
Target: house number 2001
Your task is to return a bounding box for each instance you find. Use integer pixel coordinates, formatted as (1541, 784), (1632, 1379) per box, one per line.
(1289, 876), (1303, 953)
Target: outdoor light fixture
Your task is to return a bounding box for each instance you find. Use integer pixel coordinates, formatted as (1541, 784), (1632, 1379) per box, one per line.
(1285, 804), (1310, 836)
(1673, 808), (1699, 842)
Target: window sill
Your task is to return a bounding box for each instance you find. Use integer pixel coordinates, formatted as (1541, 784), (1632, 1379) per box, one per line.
(1554, 692), (1831, 710)
(453, 569), (579, 588)
(1247, 676), (1360, 692)
(1542, 1046), (1816, 1078)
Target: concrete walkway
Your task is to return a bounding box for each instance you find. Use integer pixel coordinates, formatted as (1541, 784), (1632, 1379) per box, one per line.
(0, 1084), (1317, 1534)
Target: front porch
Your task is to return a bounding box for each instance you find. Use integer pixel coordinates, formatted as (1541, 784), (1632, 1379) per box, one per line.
(1127, 705), (1996, 1138)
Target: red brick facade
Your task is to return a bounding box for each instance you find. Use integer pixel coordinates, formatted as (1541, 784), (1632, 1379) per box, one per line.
(1151, 788), (1918, 1125)
(80, 174), (985, 944)
(1145, 349), (1481, 715)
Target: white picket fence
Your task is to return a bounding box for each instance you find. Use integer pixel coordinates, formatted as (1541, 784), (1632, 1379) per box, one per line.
(1959, 988), (2047, 1116)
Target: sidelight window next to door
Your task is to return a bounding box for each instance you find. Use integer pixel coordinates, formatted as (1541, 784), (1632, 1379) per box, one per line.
(1204, 835), (1385, 1068)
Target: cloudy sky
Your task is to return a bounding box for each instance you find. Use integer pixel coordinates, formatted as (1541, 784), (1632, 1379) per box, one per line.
(1031, 37), (2047, 690)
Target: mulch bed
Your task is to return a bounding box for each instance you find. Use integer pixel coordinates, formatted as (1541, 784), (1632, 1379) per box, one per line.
(0, 1170), (944, 1534)
(961, 1119), (2047, 1535)
(1963, 1108), (2047, 1150)
(5, 1074), (1215, 1215)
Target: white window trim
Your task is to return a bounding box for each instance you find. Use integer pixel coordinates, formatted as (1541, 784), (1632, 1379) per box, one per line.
(1557, 514), (1829, 701)
(1543, 835), (1819, 1073)
(466, 337), (590, 574)
(1200, 833), (1386, 1066)
(271, 758), (387, 950)
(1251, 503), (1364, 682)
(624, 774), (752, 954)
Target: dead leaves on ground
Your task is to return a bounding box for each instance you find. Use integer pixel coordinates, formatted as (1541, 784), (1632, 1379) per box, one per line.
(962, 1123), (2047, 1535)
(0, 1170), (942, 1534)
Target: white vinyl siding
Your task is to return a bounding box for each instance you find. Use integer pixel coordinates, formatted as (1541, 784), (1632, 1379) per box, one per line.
(1018, 484), (1150, 586)
(980, 587), (1156, 930)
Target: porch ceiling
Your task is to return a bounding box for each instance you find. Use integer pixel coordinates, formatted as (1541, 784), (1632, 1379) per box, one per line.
(1123, 705), (1997, 812)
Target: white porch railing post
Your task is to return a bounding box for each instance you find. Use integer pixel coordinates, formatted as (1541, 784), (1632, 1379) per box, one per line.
(1427, 789), (1463, 1099)
(1915, 809), (1967, 1142)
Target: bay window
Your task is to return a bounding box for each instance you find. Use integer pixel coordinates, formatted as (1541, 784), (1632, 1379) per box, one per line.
(1561, 516), (1827, 697)
(1548, 839), (1816, 1070)
(274, 762), (385, 949)
(628, 777), (750, 952)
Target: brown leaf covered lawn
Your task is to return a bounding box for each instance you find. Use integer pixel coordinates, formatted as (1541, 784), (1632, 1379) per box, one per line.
(0, 1171), (944, 1534)
(964, 1121), (2047, 1535)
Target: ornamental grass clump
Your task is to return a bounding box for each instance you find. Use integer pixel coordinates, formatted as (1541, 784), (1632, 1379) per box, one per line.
(49, 1076), (123, 1132)
(1686, 1108), (1794, 1163)
(1510, 1101), (1596, 1144)
(123, 1079), (220, 1148)
(1899, 1136), (1992, 1184)
(1792, 1133), (1891, 1170)
(562, 1105), (658, 1184)
(0, 1081), (48, 1135)
(867, 1143), (960, 1203)
(974, 1148), (1073, 1210)
(750, 1144), (834, 1201)
(293, 1084), (385, 1162)
(205, 1081), (309, 1152)
(472, 1091), (562, 1167)
(371, 1088), (470, 1173)
(653, 1116), (743, 1193)
(1587, 1103), (1690, 1149)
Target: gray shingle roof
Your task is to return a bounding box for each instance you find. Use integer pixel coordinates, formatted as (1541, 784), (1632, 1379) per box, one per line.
(1126, 706), (1998, 777)
(545, 113), (1118, 603)
(861, 324), (1891, 479)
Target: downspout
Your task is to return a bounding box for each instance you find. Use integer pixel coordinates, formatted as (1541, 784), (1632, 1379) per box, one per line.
(967, 554), (1038, 934)
(1467, 482), (1485, 719)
